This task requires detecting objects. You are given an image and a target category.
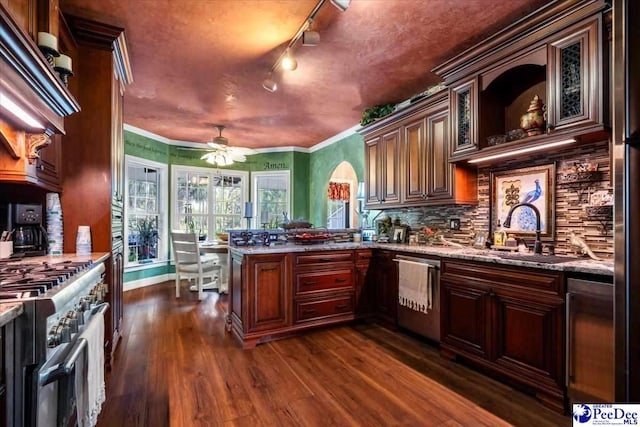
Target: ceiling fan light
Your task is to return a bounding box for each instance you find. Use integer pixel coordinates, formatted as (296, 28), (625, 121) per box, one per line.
(262, 77), (278, 92)
(302, 30), (320, 46)
(281, 52), (297, 71)
(330, 0), (350, 12)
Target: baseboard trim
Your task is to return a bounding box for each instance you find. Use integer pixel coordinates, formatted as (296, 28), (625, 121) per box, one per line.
(124, 273), (175, 292)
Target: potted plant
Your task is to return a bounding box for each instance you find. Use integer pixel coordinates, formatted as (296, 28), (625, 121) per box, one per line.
(360, 103), (396, 126)
(136, 217), (158, 262)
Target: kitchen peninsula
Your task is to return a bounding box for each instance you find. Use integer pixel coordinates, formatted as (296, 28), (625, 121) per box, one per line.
(228, 241), (612, 411)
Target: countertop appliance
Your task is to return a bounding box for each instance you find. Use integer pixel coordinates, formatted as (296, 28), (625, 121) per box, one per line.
(394, 255), (441, 342)
(2, 203), (48, 257)
(0, 258), (107, 426)
(566, 276), (614, 404)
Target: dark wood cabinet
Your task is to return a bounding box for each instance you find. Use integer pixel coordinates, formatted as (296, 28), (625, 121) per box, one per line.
(371, 250), (397, 328)
(59, 13), (132, 369)
(246, 253), (290, 333)
(450, 78), (478, 157)
(355, 249), (374, 318)
(433, 1), (609, 165)
(228, 249), (360, 348)
(440, 260), (565, 412)
(34, 135), (62, 190)
(364, 128), (401, 208)
(548, 16), (602, 131)
(362, 92), (477, 209)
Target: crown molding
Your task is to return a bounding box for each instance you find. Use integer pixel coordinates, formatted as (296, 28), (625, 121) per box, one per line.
(124, 123), (361, 154)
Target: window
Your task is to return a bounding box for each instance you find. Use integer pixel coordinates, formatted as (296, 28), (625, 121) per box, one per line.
(172, 165), (248, 238)
(327, 180), (351, 228)
(252, 171), (290, 228)
(125, 156), (168, 267)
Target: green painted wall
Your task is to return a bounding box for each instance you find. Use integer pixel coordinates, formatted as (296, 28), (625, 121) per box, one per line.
(308, 133), (364, 227)
(124, 264), (172, 283)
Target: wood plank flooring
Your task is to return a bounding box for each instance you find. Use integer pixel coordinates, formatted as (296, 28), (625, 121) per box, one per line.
(97, 282), (569, 427)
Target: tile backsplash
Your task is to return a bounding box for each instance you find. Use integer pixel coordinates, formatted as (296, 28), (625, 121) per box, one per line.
(377, 140), (612, 259)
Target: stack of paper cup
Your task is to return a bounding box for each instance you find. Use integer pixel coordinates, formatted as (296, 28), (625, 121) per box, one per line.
(46, 192), (63, 255)
(76, 225), (92, 255)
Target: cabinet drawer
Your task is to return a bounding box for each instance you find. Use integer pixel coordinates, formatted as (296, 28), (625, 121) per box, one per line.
(295, 269), (354, 294)
(355, 249), (372, 263)
(442, 260), (564, 296)
(295, 293), (354, 323)
(294, 251), (354, 267)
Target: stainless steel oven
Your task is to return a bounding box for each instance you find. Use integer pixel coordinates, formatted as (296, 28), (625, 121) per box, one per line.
(0, 258), (107, 426)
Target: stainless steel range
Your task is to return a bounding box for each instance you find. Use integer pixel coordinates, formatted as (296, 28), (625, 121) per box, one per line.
(0, 257), (108, 426)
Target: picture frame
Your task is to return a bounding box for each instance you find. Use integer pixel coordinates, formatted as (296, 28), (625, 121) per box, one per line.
(491, 164), (555, 238)
(392, 226), (406, 243)
(473, 232), (487, 249)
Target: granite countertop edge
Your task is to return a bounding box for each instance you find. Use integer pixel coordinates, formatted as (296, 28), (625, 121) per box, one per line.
(229, 243), (613, 277)
(0, 303), (24, 327)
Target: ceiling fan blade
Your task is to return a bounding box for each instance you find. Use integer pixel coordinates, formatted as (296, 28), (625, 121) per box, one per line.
(229, 153), (247, 162)
(207, 142), (226, 150)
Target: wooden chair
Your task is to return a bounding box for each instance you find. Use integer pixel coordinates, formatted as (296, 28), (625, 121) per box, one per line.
(171, 231), (221, 300)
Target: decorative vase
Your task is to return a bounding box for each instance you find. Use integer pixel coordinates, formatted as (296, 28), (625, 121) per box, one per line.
(520, 95), (546, 136)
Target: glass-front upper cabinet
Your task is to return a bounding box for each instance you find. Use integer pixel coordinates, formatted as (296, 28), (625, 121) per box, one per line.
(450, 77), (478, 158)
(548, 16), (601, 131)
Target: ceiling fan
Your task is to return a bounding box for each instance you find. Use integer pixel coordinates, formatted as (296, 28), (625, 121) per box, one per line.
(183, 125), (256, 167)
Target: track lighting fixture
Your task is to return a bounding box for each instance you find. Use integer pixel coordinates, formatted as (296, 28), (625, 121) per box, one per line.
(262, 76), (278, 92)
(262, 0), (349, 92)
(281, 50), (298, 71)
(330, 0), (350, 11)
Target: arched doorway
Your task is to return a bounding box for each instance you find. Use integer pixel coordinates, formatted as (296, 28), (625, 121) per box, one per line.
(326, 161), (360, 228)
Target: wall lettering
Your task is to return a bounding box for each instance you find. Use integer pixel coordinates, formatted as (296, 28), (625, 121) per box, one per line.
(263, 161), (287, 170)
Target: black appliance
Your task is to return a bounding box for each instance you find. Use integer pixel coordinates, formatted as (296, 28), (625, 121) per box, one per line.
(4, 203), (48, 256)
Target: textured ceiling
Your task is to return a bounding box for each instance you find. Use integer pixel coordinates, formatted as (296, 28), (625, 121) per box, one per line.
(60, 0), (551, 149)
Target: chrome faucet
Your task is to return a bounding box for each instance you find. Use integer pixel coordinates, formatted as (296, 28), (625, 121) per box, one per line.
(502, 202), (543, 254)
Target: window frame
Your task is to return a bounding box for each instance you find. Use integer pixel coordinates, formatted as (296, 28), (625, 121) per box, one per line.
(124, 155), (168, 270)
(251, 170), (291, 228)
(171, 164), (249, 236)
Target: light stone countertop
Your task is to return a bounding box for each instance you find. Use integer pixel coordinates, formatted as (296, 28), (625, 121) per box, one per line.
(0, 303), (24, 327)
(2, 252), (111, 265)
(229, 243), (613, 277)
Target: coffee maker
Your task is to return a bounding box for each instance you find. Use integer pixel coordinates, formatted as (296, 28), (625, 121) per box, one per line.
(7, 204), (47, 256)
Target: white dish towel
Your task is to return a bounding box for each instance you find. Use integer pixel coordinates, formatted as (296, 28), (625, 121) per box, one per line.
(75, 309), (106, 427)
(398, 259), (433, 313)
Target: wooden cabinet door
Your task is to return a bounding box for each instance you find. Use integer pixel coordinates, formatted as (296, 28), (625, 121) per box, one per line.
(247, 254), (290, 333)
(380, 129), (401, 206)
(355, 250), (374, 318)
(364, 135), (381, 207)
(402, 117), (427, 204)
(548, 16), (600, 131)
(425, 103), (453, 201)
(440, 280), (491, 360)
(372, 251), (397, 327)
(450, 77), (478, 157)
(492, 291), (564, 393)
(35, 135), (62, 190)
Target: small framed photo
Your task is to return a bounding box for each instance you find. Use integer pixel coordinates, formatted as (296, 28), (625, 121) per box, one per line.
(473, 232), (488, 249)
(392, 226), (406, 243)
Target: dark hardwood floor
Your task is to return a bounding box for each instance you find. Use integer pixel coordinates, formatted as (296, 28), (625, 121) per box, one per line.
(97, 282), (569, 427)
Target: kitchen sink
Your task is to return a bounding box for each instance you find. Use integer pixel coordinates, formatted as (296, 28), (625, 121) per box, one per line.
(495, 253), (582, 264)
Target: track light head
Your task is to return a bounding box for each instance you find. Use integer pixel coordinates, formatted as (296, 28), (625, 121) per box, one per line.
(262, 77), (278, 92)
(281, 51), (298, 71)
(302, 30), (320, 46)
(330, 0), (350, 11)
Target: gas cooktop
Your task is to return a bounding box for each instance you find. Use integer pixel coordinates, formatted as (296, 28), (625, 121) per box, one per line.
(0, 260), (93, 299)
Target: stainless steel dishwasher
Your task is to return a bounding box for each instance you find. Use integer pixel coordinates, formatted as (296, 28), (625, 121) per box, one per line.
(566, 276), (614, 404)
(394, 255), (440, 342)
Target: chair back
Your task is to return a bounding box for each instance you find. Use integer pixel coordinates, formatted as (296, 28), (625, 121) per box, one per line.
(171, 232), (201, 270)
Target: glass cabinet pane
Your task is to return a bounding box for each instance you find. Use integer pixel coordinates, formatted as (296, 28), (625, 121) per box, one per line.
(560, 42), (582, 119)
